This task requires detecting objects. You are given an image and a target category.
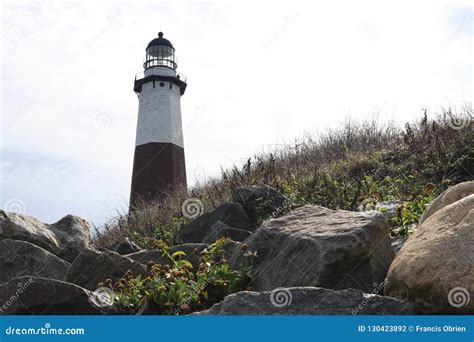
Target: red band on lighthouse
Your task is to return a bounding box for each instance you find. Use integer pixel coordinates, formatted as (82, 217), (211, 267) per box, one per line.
(130, 142), (186, 205)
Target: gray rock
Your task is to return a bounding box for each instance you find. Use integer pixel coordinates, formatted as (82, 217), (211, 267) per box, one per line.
(194, 287), (414, 315)
(0, 239), (70, 284)
(358, 200), (401, 227)
(385, 194), (474, 314)
(65, 248), (146, 290)
(217, 240), (243, 263)
(231, 205), (393, 292)
(49, 215), (91, 262)
(202, 221), (252, 243)
(232, 185), (287, 223)
(390, 236), (408, 255)
(113, 237), (141, 255)
(180, 202), (252, 243)
(375, 200), (402, 222)
(0, 211), (90, 263)
(0, 277), (117, 315)
(419, 181), (474, 224)
(0, 211), (58, 254)
(126, 250), (167, 265)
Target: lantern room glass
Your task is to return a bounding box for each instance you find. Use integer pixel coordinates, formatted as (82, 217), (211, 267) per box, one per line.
(144, 45), (177, 70)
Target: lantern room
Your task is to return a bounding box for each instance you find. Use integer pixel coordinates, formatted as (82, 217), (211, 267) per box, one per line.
(144, 32), (177, 70)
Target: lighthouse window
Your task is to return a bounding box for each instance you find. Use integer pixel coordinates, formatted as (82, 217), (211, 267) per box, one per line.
(160, 82), (165, 87)
(145, 45), (177, 70)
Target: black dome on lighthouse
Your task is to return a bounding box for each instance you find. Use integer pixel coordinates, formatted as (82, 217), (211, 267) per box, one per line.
(147, 32), (174, 49)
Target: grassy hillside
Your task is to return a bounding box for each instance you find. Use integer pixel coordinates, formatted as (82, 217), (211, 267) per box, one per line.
(94, 109), (473, 248)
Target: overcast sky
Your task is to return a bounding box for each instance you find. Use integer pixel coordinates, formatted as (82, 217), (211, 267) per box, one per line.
(1, 0), (472, 226)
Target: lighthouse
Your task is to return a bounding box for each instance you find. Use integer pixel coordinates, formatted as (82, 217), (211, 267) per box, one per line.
(130, 32), (187, 207)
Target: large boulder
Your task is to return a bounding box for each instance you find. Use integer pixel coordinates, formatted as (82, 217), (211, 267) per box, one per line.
(0, 239), (70, 283)
(202, 221), (252, 243)
(0, 211), (58, 254)
(0, 211), (90, 262)
(65, 248), (146, 290)
(385, 194), (474, 313)
(419, 181), (474, 224)
(0, 277), (117, 315)
(231, 205), (393, 292)
(180, 202), (252, 243)
(232, 185), (287, 223)
(195, 287), (414, 315)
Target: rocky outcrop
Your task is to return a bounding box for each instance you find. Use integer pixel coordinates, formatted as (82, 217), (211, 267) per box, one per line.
(419, 181), (474, 224)
(3, 181), (470, 316)
(113, 237), (141, 255)
(202, 221), (252, 243)
(0, 211), (58, 255)
(195, 287), (414, 315)
(180, 202), (252, 243)
(0, 239), (70, 283)
(232, 185), (287, 223)
(65, 248), (146, 290)
(48, 215), (91, 262)
(385, 194), (474, 313)
(0, 211), (90, 262)
(0, 277), (117, 315)
(231, 205), (393, 292)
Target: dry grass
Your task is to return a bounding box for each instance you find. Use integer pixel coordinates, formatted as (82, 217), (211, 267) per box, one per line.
(93, 108), (473, 248)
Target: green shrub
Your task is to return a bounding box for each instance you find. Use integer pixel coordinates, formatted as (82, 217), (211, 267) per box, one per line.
(98, 238), (255, 315)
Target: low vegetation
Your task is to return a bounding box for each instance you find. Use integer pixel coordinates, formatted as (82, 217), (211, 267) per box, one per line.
(98, 238), (254, 314)
(94, 108), (473, 247)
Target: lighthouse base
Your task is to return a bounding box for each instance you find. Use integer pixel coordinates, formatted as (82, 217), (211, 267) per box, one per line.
(130, 142), (186, 207)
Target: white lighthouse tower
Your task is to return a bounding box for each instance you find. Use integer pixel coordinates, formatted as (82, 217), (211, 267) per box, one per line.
(130, 32), (187, 207)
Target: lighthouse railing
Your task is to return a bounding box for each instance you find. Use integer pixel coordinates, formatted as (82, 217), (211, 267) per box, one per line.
(135, 70), (187, 83)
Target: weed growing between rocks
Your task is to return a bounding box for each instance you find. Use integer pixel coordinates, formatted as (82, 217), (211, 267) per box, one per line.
(98, 238), (255, 315)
